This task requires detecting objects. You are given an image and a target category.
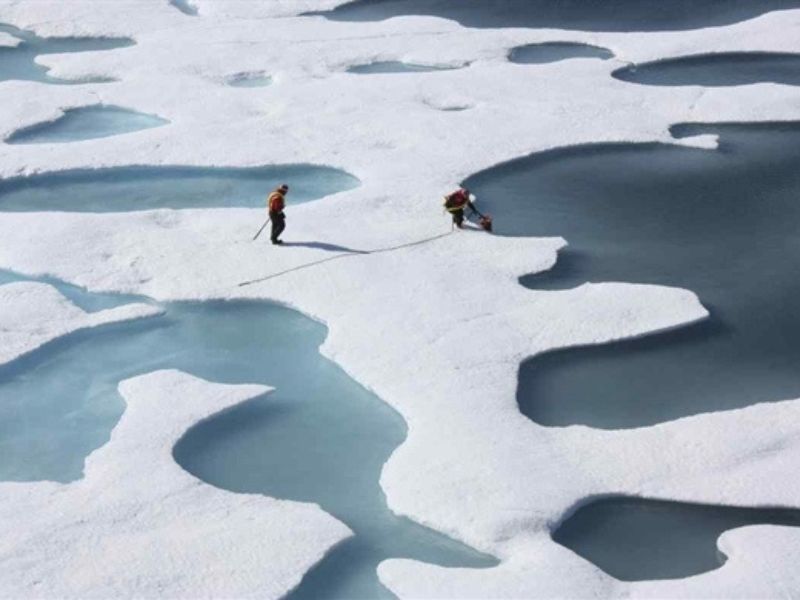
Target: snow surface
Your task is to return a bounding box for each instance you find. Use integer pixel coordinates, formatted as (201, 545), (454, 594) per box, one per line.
(0, 370), (350, 598)
(1, 0), (800, 597)
(0, 280), (160, 366)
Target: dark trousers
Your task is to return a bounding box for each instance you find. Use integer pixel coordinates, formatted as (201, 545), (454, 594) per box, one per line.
(270, 212), (286, 241)
(451, 208), (465, 228)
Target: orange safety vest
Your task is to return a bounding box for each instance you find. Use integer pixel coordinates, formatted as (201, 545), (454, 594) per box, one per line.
(268, 190), (285, 213)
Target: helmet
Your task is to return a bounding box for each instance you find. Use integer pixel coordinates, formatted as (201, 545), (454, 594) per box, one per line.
(460, 187), (469, 196)
(279, 184), (289, 192)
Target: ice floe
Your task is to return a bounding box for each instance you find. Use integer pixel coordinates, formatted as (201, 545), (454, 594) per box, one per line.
(0, 30), (19, 47)
(1, 1), (799, 598)
(0, 280), (160, 366)
(0, 369), (350, 599)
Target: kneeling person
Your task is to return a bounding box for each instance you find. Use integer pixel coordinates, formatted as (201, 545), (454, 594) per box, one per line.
(443, 187), (476, 229)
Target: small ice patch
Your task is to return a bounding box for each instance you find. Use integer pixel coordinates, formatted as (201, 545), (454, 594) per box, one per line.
(0, 280), (160, 368)
(0, 31), (21, 48)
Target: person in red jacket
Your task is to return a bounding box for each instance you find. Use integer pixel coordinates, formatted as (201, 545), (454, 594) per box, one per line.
(267, 184), (289, 245)
(443, 187), (476, 229)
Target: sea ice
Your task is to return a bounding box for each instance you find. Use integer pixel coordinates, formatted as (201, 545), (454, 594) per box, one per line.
(0, 280), (159, 366)
(0, 30), (19, 47)
(0, 1), (799, 598)
(0, 370), (350, 599)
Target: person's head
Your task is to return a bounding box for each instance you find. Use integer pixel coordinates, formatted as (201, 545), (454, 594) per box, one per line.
(279, 183), (289, 194)
(460, 187), (469, 196)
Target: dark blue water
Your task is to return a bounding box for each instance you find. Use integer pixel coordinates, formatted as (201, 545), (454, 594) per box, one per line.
(0, 165), (359, 212)
(554, 497), (800, 581)
(509, 43), (613, 65)
(0, 23), (133, 84)
(465, 123), (800, 429)
(308, 0), (800, 32)
(6, 105), (169, 144)
(614, 52), (800, 87)
(348, 60), (459, 74)
(0, 272), (495, 598)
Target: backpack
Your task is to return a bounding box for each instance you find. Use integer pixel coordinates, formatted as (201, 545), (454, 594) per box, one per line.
(444, 191), (466, 210)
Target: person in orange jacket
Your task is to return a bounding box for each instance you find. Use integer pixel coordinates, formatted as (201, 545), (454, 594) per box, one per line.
(267, 184), (289, 245)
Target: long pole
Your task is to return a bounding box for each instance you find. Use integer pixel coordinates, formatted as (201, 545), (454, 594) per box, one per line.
(252, 218), (270, 241)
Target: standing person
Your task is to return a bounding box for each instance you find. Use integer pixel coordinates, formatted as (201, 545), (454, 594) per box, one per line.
(443, 187), (476, 229)
(267, 183), (289, 245)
